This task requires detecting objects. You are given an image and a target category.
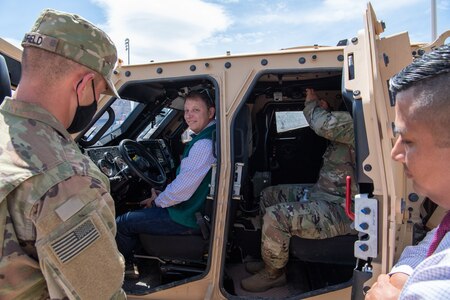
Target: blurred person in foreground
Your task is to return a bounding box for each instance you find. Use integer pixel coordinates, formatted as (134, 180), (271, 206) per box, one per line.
(0, 9), (126, 299)
(365, 44), (450, 299)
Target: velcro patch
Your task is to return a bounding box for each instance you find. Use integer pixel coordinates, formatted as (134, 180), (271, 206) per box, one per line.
(51, 219), (100, 263)
(55, 197), (84, 222)
(22, 32), (59, 52)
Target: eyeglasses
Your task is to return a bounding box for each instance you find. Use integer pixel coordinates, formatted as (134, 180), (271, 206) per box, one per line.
(199, 88), (215, 108)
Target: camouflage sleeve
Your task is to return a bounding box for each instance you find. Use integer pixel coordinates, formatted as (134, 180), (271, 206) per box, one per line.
(32, 175), (126, 299)
(303, 100), (354, 145)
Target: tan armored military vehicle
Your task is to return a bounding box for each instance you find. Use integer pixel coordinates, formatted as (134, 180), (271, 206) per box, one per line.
(1, 3), (449, 300)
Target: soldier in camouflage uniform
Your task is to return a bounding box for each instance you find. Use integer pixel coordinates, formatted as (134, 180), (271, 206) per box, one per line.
(0, 9), (126, 299)
(241, 88), (357, 292)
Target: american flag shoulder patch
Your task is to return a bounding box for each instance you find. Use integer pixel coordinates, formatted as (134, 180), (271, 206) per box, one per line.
(51, 218), (100, 264)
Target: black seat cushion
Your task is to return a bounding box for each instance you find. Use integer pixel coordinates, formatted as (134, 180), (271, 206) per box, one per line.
(139, 234), (208, 261)
(290, 234), (358, 265)
(0, 55), (12, 104)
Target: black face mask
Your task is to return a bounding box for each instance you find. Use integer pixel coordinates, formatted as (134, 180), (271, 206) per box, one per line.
(67, 80), (97, 134)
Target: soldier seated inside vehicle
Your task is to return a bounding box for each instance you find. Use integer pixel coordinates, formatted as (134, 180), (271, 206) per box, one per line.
(239, 88), (358, 292)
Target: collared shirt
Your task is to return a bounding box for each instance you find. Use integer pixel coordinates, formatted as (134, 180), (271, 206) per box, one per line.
(155, 120), (216, 207)
(390, 228), (450, 299)
(390, 228), (435, 276)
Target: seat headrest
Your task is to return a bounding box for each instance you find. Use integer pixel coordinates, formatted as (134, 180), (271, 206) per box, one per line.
(0, 54), (12, 104)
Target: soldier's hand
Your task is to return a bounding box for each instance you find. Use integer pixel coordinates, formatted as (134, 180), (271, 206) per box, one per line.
(305, 88), (319, 102)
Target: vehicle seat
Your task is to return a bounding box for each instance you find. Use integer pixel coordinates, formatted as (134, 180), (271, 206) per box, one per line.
(139, 233), (207, 262)
(290, 234), (358, 265)
(138, 173), (216, 276)
(232, 103), (253, 210)
(0, 54), (12, 104)
(138, 208), (211, 280)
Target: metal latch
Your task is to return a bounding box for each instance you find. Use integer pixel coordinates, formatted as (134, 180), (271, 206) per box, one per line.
(233, 163), (244, 200)
(207, 163), (217, 200)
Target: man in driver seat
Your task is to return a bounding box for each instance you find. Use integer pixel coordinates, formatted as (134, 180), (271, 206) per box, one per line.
(116, 90), (216, 279)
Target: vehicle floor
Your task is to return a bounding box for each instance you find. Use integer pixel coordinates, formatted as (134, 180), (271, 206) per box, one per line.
(225, 260), (354, 298)
(122, 258), (161, 296)
(122, 257), (353, 297)
(123, 256), (211, 295)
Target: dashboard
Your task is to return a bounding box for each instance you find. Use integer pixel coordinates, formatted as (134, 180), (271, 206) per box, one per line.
(85, 139), (175, 178)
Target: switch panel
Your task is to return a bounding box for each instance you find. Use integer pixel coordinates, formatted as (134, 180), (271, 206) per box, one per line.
(354, 194), (378, 260)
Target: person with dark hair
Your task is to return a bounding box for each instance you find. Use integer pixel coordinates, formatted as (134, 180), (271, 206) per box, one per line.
(365, 43), (450, 299)
(116, 91), (216, 279)
(0, 9), (125, 299)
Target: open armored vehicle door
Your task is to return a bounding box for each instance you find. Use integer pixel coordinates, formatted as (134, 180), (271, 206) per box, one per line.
(0, 38), (21, 100)
(344, 3), (450, 299)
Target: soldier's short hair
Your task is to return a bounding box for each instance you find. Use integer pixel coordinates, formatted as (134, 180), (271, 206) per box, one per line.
(389, 44), (450, 147)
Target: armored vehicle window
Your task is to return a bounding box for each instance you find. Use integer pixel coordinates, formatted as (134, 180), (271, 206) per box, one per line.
(137, 107), (173, 140)
(84, 98), (139, 144)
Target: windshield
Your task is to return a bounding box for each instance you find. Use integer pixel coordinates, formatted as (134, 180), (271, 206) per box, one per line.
(137, 107), (173, 140)
(84, 98), (138, 142)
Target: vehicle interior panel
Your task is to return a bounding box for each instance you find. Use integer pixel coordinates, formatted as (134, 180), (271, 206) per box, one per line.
(224, 70), (360, 298)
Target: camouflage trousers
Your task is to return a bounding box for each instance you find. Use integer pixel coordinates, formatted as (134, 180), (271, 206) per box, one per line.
(260, 184), (353, 269)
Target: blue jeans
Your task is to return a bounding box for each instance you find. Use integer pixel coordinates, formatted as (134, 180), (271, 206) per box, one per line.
(116, 207), (200, 261)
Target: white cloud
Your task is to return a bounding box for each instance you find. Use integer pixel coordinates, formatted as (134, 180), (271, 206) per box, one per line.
(84, 0), (445, 63)
(215, 0), (240, 3)
(93, 0), (231, 63)
(241, 0), (423, 26)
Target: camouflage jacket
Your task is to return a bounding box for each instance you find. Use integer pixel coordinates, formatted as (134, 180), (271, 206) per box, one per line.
(0, 97), (125, 299)
(303, 100), (357, 199)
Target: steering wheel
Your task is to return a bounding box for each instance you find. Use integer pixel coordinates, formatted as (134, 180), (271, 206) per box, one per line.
(118, 139), (167, 186)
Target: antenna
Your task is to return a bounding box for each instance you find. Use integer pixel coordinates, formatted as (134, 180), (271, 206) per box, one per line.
(431, 0), (437, 41)
(125, 38), (130, 64)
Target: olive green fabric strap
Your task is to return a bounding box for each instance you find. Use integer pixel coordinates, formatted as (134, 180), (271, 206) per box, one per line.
(0, 200), (7, 257)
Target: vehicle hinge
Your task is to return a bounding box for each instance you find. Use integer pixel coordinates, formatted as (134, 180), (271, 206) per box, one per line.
(207, 163), (217, 200)
(232, 163), (244, 200)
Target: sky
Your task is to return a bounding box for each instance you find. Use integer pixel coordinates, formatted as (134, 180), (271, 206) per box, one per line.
(1, 0), (449, 64)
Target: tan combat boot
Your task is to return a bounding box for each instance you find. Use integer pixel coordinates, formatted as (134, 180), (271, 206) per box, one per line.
(241, 265), (287, 292)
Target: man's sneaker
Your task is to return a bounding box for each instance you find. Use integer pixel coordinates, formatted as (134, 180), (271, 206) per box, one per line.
(125, 262), (140, 280)
(245, 261), (265, 274)
(241, 268), (287, 292)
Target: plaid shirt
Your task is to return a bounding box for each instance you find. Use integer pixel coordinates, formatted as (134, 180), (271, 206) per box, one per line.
(155, 121), (216, 207)
(391, 228), (450, 299)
